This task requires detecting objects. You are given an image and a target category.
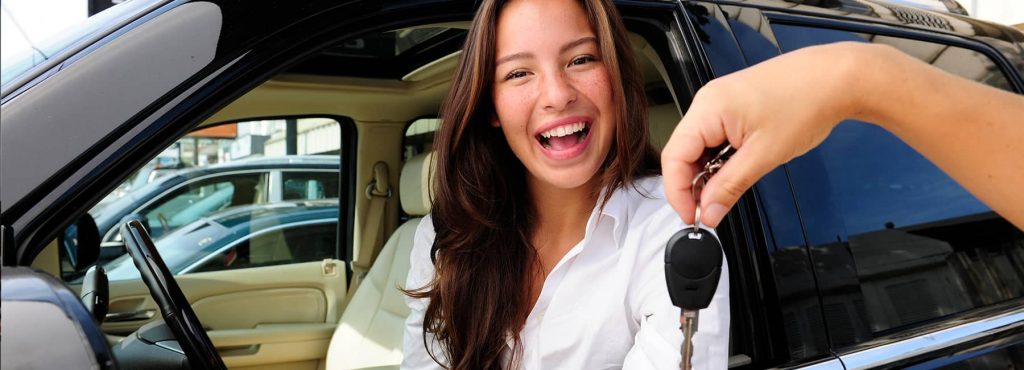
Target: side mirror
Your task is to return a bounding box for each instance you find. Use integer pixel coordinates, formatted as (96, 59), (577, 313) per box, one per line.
(93, 214), (149, 267)
(59, 213), (101, 273)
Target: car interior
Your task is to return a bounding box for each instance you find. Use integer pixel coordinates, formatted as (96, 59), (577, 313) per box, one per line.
(29, 20), (696, 370)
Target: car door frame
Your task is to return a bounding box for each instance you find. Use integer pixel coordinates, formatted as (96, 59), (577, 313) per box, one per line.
(714, 2), (1024, 369)
(663, 2), (836, 368)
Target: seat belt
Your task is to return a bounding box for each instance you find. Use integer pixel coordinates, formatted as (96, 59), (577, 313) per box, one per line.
(348, 161), (390, 297)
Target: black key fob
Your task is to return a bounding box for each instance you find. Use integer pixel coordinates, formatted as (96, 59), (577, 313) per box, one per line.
(664, 227), (723, 310)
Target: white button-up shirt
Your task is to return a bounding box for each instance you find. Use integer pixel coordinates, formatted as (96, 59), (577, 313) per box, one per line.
(402, 176), (730, 369)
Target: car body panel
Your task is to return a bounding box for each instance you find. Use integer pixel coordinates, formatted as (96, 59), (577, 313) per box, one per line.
(0, 2), (222, 217)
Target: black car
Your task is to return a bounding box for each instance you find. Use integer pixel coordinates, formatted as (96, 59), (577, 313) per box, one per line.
(1, 0), (1022, 369)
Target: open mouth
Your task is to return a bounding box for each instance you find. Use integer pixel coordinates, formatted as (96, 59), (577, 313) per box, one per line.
(536, 121), (590, 151)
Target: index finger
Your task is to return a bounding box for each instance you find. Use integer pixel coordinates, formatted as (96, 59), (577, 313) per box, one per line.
(661, 98), (729, 225)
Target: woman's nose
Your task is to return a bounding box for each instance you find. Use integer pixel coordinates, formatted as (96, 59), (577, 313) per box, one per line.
(540, 71), (578, 112)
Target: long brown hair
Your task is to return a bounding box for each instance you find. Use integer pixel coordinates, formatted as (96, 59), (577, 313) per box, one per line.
(406, 0), (659, 368)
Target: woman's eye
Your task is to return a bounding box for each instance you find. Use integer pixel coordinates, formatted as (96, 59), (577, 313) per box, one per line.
(504, 70), (529, 81)
(569, 55), (596, 67)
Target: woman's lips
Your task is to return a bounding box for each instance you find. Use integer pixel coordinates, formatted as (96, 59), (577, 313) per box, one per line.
(536, 123), (591, 161)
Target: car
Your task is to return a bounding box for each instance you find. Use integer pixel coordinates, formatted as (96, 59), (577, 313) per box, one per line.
(103, 200), (339, 281)
(1, 0), (1022, 369)
(88, 154), (340, 267)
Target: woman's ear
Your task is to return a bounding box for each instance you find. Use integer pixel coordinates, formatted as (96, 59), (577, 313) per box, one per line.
(490, 114), (501, 128)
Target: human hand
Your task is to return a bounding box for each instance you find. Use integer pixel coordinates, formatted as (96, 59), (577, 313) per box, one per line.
(662, 42), (878, 227)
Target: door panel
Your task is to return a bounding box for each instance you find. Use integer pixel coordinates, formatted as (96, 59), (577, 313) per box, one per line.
(209, 323), (336, 369)
(194, 288), (327, 330)
(104, 260), (348, 368)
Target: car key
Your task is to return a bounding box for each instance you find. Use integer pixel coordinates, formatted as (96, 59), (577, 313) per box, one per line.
(665, 226), (723, 370)
(664, 145), (732, 370)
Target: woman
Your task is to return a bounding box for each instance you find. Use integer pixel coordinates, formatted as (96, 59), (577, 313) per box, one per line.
(402, 0), (729, 369)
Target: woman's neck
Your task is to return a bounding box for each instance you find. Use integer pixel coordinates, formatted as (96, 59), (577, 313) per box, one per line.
(527, 175), (600, 252)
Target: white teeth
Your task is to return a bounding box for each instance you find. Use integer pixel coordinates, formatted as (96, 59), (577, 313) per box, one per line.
(540, 122), (586, 139)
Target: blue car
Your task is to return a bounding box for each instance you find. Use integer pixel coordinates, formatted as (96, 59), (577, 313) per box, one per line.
(90, 155), (339, 265)
(104, 200), (339, 281)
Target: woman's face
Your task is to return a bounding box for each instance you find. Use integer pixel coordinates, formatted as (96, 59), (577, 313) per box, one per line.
(492, 0), (615, 191)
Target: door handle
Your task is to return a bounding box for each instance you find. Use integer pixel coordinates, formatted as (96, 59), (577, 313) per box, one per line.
(105, 309), (156, 322)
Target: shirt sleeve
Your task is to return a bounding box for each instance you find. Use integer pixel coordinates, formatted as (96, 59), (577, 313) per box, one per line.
(623, 203), (731, 370)
(401, 215), (447, 370)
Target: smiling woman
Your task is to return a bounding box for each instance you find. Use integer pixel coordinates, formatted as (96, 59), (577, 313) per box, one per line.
(401, 0), (728, 369)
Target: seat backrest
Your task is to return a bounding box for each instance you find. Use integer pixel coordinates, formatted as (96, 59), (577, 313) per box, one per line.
(648, 103), (682, 150)
(326, 152), (434, 370)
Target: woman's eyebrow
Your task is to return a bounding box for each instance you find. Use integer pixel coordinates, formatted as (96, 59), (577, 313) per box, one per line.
(560, 36), (597, 54)
(494, 36), (598, 67)
(496, 52), (533, 67)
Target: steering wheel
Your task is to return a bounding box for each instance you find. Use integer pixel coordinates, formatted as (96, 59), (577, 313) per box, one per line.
(121, 220), (226, 370)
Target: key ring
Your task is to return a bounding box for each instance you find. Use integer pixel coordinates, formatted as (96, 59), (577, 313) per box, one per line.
(690, 145), (734, 229)
(691, 170), (709, 229)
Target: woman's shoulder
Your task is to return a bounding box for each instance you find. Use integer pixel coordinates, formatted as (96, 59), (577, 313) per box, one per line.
(409, 214), (436, 264)
(605, 175), (686, 242)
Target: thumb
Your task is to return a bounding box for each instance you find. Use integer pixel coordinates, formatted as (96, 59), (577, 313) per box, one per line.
(697, 138), (779, 227)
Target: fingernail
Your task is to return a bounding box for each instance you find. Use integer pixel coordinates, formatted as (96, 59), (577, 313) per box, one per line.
(702, 203), (729, 228)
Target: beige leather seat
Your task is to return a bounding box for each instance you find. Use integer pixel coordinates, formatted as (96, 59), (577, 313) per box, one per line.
(648, 103), (682, 150)
(326, 151), (434, 370)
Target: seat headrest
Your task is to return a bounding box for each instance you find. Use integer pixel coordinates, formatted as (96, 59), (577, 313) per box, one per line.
(400, 151), (435, 216)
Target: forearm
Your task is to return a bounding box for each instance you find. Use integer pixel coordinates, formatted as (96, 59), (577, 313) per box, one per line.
(852, 44), (1024, 229)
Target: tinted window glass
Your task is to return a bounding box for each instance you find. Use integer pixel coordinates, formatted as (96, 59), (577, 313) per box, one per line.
(773, 24), (1024, 345)
(139, 173), (265, 239)
(283, 171), (339, 200)
(192, 222), (337, 273)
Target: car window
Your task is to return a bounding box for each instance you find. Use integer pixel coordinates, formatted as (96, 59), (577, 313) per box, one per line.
(65, 117), (347, 282)
(772, 23), (1024, 349)
(282, 171), (339, 200)
(404, 118), (440, 161)
(190, 221), (338, 273)
(138, 173), (265, 240)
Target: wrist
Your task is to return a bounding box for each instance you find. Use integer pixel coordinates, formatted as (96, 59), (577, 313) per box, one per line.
(842, 43), (905, 131)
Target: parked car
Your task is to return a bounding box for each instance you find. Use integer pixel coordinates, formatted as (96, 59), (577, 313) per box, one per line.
(1, 0), (1022, 369)
(89, 155), (339, 266)
(104, 200), (338, 281)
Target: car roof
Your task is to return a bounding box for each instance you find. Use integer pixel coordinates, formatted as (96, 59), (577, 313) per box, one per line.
(704, 0), (1023, 51)
(140, 154), (338, 197)
(169, 155), (339, 177)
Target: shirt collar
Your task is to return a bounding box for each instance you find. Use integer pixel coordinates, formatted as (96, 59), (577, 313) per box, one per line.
(592, 183), (629, 248)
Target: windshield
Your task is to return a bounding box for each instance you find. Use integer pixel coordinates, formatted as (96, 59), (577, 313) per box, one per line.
(1, 0), (163, 90)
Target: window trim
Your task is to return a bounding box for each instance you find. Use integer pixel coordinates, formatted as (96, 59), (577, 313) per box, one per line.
(763, 11), (1024, 93)
(837, 300), (1024, 368)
